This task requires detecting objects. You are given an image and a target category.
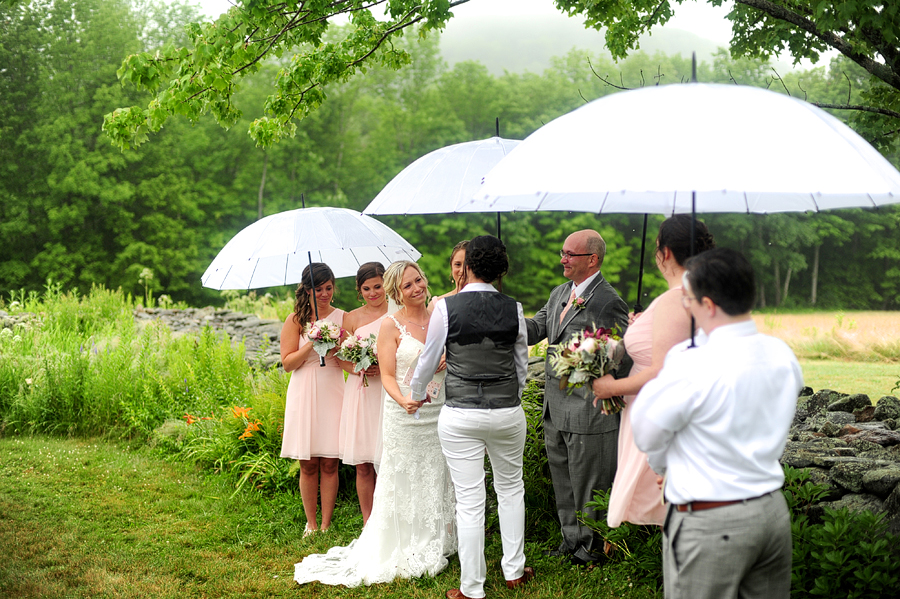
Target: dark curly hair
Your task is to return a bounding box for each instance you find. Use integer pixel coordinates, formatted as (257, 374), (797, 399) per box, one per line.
(657, 214), (716, 266)
(292, 263), (336, 326)
(465, 235), (508, 284)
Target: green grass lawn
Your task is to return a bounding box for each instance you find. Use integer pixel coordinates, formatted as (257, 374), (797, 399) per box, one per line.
(800, 360), (900, 400)
(0, 435), (659, 599)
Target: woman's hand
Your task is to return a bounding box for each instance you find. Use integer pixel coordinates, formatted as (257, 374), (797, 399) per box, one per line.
(435, 354), (447, 373)
(591, 374), (617, 405)
(364, 364), (380, 376)
(628, 311), (643, 326)
(398, 392), (425, 415)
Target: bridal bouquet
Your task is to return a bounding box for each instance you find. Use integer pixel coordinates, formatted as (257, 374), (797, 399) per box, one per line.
(336, 333), (378, 386)
(550, 325), (626, 413)
(305, 319), (344, 358)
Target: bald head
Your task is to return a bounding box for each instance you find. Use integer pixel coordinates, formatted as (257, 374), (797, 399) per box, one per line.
(561, 229), (605, 284)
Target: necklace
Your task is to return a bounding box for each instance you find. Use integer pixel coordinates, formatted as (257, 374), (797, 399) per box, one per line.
(399, 309), (428, 330)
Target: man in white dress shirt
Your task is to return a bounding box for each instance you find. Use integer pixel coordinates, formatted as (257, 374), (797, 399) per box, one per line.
(410, 235), (533, 599)
(632, 248), (803, 599)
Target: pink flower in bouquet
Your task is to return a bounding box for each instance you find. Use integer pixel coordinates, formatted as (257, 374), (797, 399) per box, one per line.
(580, 337), (597, 354)
(328, 326), (341, 340)
(307, 323), (321, 339)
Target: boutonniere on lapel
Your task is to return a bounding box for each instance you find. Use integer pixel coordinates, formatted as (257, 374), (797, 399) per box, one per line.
(572, 297), (587, 312)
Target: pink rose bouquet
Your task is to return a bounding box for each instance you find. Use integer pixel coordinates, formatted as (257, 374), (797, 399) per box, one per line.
(336, 332), (378, 386)
(305, 319), (344, 358)
(549, 325), (626, 413)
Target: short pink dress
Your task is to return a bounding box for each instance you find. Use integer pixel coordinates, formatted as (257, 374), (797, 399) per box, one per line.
(338, 315), (386, 465)
(280, 309), (346, 461)
(607, 288), (682, 527)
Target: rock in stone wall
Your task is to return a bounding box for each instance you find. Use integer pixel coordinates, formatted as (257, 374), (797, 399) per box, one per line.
(782, 389), (900, 534)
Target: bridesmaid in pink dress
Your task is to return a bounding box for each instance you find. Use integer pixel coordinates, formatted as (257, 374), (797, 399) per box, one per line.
(592, 215), (716, 527)
(280, 262), (346, 536)
(338, 262), (388, 524)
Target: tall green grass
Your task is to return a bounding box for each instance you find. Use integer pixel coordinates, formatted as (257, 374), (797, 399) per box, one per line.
(1, 285), (305, 497)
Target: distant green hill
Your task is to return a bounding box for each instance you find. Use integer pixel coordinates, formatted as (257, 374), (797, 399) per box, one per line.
(439, 14), (728, 74)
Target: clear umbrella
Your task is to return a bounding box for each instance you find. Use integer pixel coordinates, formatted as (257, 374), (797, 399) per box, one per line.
(473, 83), (900, 314)
(363, 135), (521, 216)
(201, 206), (421, 290)
(475, 84), (900, 213)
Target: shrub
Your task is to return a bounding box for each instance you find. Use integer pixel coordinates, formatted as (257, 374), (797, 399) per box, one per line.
(580, 489), (663, 589)
(785, 467), (900, 599)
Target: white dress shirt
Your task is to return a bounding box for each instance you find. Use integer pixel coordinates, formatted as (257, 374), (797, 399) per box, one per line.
(570, 271), (599, 299)
(631, 320), (803, 504)
(410, 282), (528, 402)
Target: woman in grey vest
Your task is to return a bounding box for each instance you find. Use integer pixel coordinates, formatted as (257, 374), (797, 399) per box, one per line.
(410, 235), (534, 599)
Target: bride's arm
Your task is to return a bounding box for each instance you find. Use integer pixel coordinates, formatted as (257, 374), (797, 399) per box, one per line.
(377, 318), (423, 415)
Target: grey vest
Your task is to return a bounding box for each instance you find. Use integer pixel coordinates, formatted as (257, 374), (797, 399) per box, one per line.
(444, 292), (520, 409)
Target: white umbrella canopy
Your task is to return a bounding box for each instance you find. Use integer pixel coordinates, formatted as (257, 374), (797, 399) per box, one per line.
(202, 207), (422, 290)
(475, 83), (900, 214)
(363, 136), (521, 215)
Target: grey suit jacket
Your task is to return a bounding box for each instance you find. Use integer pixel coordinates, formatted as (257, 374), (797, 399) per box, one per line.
(527, 274), (630, 435)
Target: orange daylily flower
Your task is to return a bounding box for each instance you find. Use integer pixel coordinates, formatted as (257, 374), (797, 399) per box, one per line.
(184, 414), (198, 425)
(231, 406), (251, 420)
(239, 419), (262, 440)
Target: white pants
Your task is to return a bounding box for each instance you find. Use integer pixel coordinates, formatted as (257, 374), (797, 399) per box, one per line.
(438, 405), (527, 598)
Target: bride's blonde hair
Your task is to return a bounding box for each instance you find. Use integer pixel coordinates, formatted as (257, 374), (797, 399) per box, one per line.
(383, 261), (429, 306)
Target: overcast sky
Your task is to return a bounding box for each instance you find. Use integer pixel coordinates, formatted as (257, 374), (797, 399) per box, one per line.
(191, 0), (735, 45)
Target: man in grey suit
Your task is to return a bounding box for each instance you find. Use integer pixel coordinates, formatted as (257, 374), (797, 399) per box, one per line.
(526, 229), (629, 566)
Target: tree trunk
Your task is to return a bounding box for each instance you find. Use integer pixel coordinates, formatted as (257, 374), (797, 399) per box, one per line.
(783, 267), (793, 304)
(810, 244), (820, 305)
(758, 283), (766, 308)
(773, 261), (782, 306)
(257, 151), (268, 220)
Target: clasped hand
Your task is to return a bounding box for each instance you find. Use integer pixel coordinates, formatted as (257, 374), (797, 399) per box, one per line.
(399, 392), (426, 414)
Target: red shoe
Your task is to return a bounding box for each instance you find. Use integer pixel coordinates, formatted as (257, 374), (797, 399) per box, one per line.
(506, 566), (535, 590)
(446, 590), (481, 599)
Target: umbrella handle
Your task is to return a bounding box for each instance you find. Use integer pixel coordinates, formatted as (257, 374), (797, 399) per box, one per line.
(633, 214), (648, 315)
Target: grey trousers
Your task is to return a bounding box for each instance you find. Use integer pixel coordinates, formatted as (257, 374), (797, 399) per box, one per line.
(662, 491), (792, 599)
(543, 417), (617, 561)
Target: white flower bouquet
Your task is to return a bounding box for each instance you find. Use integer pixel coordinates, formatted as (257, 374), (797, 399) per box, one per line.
(305, 319), (344, 358)
(336, 332), (378, 386)
(549, 325), (626, 413)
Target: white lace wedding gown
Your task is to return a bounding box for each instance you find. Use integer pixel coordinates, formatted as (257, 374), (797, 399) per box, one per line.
(294, 316), (457, 586)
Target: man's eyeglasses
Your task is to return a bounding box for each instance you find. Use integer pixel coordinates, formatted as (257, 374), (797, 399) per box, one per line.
(559, 251), (594, 259)
(681, 295), (700, 309)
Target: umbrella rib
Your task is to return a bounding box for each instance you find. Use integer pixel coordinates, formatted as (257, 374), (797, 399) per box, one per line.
(811, 193), (821, 212)
(744, 192), (750, 214)
(596, 192), (609, 214)
(247, 260), (259, 290)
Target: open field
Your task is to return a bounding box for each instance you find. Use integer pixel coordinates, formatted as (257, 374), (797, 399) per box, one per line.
(753, 311), (900, 363)
(753, 311), (900, 399)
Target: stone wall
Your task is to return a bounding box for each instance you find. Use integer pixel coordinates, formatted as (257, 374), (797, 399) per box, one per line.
(134, 307), (284, 369)
(783, 389), (900, 534)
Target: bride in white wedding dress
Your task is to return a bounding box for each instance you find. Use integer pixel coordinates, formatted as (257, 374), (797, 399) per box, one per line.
(294, 261), (457, 587)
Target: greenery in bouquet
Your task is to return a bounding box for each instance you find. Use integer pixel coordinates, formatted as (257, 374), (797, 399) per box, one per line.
(549, 325), (626, 412)
(336, 332), (378, 387)
(304, 319), (344, 357)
